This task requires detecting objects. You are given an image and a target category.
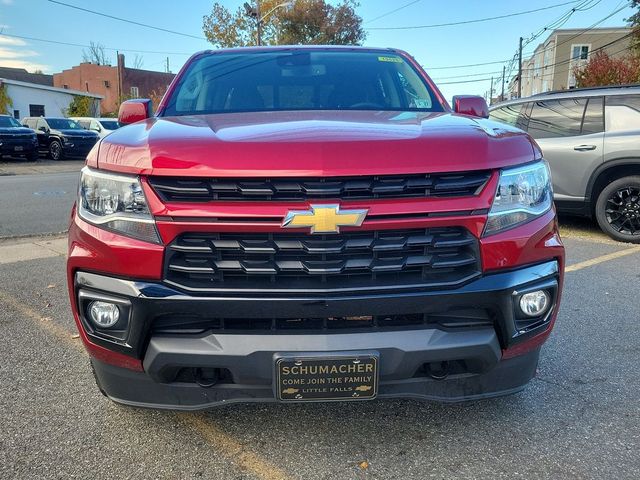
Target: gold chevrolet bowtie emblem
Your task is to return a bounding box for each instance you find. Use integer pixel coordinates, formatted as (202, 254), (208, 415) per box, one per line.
(282, 204), (368, 233)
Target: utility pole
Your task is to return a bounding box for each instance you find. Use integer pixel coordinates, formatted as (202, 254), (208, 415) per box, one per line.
(518, 36), (523, 99)
(489, 76), (494, 105)
(166, 57), (170, 73)
(256, 1), (262, 46)
(501, 65), (505, 101)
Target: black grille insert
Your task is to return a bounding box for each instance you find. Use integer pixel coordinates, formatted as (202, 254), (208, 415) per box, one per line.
(164, 228), (481, 293)
(149, 172), (491, 202)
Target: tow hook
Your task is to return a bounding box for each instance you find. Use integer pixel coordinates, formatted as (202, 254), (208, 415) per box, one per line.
(426, 361), (450, 380)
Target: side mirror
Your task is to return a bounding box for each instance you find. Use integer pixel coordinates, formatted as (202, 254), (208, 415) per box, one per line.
(452, 95), (489, 118)
(38, 126), (48, 133)
(118, 99), (152, 125)
(92, 126), (101, 132)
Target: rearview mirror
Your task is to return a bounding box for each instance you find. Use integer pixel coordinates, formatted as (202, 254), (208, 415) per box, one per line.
(452, 95), (489, 118)
(118, 99), (152, 125)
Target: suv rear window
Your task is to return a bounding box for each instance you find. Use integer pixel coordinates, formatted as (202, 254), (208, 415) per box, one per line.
(606, 94), (640, 131)
(162, 50), (443, 116)
(526, 98), (603, 139)
(489, 104), (525, 128)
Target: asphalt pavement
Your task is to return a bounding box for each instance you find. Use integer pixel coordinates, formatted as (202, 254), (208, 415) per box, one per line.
(0, 171), (78, 238)
(0, 226), (638, 479)
(0, 159), (638, 478)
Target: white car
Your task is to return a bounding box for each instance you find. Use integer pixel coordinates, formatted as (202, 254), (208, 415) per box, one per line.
(70, 117), (121, 138)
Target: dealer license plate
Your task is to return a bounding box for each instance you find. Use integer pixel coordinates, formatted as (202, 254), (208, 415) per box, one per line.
(276, 355), (378, 402)
(14, 146), (23, 151)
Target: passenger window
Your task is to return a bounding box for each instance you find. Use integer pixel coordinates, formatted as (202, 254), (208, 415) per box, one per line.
(36, 118), (46, 131)
(581, 97), (604, 135)
(489, 104), (523, 127)
(527, 98), (586, 139)
(605, 94), (640, 132)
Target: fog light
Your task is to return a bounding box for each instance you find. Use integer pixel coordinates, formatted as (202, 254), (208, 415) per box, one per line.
(89, 301), (120, 328)
(519, 290), (550, 317)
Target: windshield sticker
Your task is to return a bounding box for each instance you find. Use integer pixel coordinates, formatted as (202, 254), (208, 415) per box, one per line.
(378, 56), (403, 63)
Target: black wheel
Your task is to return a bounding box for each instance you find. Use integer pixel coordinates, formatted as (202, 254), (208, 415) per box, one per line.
(48, 140), (63, 160)
(595, 176), (640, 243)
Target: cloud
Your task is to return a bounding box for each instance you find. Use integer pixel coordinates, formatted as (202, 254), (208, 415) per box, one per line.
(0, 59), (49, 71)
(0, 47), (39, 59)
(1, 0), (15, 5)
(0, 36), (26, 46)
(0, 27), (48, 72)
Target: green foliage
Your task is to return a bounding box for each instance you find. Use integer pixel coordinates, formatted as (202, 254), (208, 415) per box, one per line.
(628, 0), (640, 53)
(65, 95), (94, 117)
(202, 0), (365, 48)
(0, 84), (13, 115)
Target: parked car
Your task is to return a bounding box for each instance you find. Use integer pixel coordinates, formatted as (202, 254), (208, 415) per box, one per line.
(70, 117), (121, 138)
(0, 114), (39, 161)
(67, 46), (564, 409)
(490, 86), (640, 243)
(22, 117), (99, 160)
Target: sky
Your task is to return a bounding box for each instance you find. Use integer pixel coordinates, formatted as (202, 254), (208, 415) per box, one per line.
(0, 0), (634, 102)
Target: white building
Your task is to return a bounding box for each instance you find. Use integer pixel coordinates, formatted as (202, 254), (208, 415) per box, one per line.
(0, 78), (102, 120)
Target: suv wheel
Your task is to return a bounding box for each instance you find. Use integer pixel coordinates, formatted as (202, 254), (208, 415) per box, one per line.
(595, 176), (640, 243)
(49, 140), (63, 161)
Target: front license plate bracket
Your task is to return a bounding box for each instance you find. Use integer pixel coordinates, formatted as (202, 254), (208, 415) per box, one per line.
(275, 354), (379, 402)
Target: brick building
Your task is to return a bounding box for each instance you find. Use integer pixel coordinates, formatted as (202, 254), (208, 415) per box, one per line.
(53, 54), (175, 114)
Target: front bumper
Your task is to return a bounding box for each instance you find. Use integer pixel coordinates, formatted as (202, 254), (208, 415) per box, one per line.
(76, 260), (560, 408)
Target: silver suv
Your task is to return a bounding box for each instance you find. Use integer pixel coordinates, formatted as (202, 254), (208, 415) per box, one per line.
(490, 86), (640, 243)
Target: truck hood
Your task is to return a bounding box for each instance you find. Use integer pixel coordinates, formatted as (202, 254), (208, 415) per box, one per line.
(96, 111), (539, 177)
(0, 127), (35, 135)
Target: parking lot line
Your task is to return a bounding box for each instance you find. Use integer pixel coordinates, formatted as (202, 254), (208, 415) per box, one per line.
(0, 286), (292, 480)
(565, 245), (640, 273)
(179, 413), (290, 480)
(0, 289), (82, 351)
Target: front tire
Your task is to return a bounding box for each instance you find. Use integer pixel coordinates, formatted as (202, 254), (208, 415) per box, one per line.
(49, 140), (63, 161)
(595, 176), (640, 243)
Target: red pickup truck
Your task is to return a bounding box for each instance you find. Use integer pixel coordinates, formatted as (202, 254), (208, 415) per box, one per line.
(67, 46), (564, 408)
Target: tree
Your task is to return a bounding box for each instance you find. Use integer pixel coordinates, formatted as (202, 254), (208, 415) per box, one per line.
(202, 0), (365, 48)
(574, 51), (640, 88)
(82, 41), (111, 65)
(279, 0), (365, 45)
(132, 54), (144, 69)
(628, 0), (640, 53)
(0, 82), (12, 115)
(65, 95), (95, 117)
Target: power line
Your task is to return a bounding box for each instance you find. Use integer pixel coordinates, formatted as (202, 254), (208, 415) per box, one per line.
(47, 0), (206, 41)
(437, 34), (634, 85)
(0, 32), (193, 56)
(366, 0), (581, 30)
(432, 2), (632, 82)
(364, 0), (422, 25)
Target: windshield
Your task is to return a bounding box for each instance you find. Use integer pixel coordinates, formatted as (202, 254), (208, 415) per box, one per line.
(47, 118), (83, 130)
(162, 50), (443, 116)
(99, 120), (120, 130)
(0, 116), (22, 128)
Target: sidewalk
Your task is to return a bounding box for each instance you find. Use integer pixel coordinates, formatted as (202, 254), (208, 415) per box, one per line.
(0, 159), (84, 176)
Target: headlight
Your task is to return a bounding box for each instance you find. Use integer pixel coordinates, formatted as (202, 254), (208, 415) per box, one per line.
(484, 160), (553, 236)
(78, 166), (160, 243)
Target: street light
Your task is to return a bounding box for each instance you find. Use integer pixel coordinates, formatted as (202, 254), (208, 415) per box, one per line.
(244, 1), (294, 46)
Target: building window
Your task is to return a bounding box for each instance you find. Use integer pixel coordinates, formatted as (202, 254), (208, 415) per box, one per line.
(104, 80), (110, 88)
(130, 86), (139, 97)
(568, 44), (591, 88)
(63, 84), (69, 89)
(571, 45), (590, 60)
(85, 82), (89, 92)
(29, 104), (45, 117)
(13, 109), (19, 119)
